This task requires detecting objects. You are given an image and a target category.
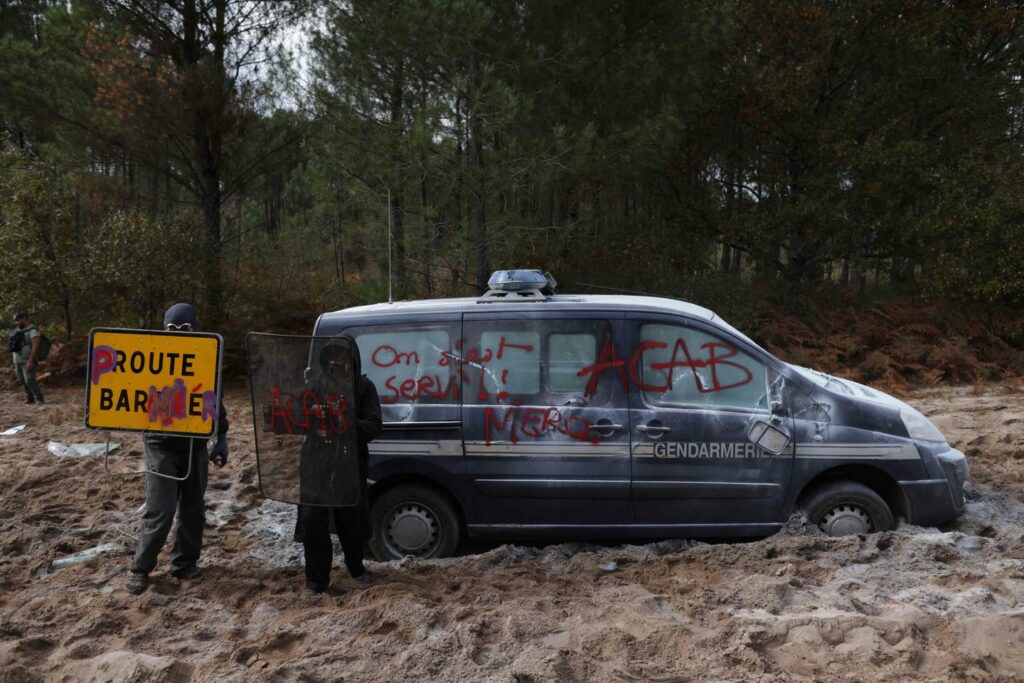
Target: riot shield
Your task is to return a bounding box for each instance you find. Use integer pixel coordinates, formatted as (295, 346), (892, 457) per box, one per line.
(246, 333), (361, 506)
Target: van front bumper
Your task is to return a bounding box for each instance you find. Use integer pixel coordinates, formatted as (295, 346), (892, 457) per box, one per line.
(898, 447), (969, 526)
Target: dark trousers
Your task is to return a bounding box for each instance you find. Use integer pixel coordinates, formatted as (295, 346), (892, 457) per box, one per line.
(130, 440), (208, 574)
(14, 362), (43, 402)
(297, 504), (366, 587)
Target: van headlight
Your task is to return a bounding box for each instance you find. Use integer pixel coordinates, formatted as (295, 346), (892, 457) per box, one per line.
(900, 406), (946, 443)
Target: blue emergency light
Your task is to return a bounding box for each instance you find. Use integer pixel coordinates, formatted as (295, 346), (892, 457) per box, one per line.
(487, 269), (557, 294)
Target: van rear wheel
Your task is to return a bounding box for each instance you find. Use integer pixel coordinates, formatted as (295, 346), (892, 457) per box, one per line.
(803, 481), (895, 536)
(369, 484), (461, 561)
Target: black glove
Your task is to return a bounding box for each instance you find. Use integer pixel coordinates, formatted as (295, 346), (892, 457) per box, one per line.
(210, 436), (228, 468)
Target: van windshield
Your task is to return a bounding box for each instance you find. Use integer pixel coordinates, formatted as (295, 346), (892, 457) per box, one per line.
(710, 315), (769, 356)
(789, 365), (849, 392)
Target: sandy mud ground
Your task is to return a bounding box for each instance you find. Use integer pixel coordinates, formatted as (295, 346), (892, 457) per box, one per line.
(1, 386), (1024, 681)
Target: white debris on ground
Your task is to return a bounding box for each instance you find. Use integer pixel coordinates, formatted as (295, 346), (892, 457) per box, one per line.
(50, 543), (123, 571)
(46, 441), (120, 457)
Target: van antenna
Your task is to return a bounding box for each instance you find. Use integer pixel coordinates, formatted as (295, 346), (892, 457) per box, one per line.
(573, 281), (651, 296)
(386, 187), (393, 304)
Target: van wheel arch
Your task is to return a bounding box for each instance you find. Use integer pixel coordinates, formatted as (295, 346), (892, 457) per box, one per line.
(368, 475), (466, 560)
(369, 473), (467, 520)
(795, 465), (906, 525)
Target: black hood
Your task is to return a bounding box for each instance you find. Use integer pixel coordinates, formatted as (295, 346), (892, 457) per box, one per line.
(339, 333), (361, 376)
(313, 335), (361, 384)
(163, 303), (198, 329)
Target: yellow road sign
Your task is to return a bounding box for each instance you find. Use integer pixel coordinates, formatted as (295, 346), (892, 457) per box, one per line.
(85, 328), (223, 436)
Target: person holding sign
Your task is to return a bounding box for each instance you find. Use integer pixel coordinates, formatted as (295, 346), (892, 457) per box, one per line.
(126, 303), (229, 595)
(294, 334), (381, 593)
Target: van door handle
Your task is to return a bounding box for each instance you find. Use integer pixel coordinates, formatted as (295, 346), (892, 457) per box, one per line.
(587, 423), (624, 433)
(636, 424), (671, 435)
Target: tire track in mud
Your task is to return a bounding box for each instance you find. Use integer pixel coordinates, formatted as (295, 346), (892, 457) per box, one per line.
(1, 387), (1024, 681)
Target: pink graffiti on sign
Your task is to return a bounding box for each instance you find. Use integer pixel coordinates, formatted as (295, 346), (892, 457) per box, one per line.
(148, 378), (187, 426)
(90, 345), (117, 384)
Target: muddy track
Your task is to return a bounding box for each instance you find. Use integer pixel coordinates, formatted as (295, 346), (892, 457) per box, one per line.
(1, 387), (1023, 681)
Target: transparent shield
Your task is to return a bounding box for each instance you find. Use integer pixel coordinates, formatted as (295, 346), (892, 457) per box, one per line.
(246, 333), (361, 506)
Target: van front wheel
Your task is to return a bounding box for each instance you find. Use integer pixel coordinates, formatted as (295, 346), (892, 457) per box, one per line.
(803, 481), (895, 536)
(369, 484), (461, 561)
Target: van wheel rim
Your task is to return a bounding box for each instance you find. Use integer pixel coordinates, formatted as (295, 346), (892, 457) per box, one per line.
(818, 504), (872, 536)
(384, 503), (440, 558)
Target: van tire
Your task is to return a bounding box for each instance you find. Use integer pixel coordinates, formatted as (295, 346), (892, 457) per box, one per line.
(802, 480), (895, 536)
(369, 484), (461, 561)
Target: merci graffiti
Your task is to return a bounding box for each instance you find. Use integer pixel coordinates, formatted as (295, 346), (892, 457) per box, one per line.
(483, 402), (594, 446)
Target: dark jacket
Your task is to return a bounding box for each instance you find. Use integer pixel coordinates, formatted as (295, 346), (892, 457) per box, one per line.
(144, 303), (228, 451)
(344, 333), (382, 473)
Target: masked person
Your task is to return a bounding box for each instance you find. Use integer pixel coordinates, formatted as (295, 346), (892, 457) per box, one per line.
(294, 334), (381, 593)
(126, 303), (229, 595)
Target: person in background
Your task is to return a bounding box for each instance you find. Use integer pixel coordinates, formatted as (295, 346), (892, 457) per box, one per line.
(295, 333), (381, 593)
(126, 303), (229, 595)
(12, 312), (44, 405)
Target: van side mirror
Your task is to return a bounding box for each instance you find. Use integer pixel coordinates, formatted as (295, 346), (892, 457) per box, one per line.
(747, 419), (791, 455)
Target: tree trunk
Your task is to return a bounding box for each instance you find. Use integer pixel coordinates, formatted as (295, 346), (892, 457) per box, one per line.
(61, 286), (72, 341)
(468, 54), (488, 294)
(421, 171), (433, 297)
(183, 0), (225, 323)
(389, 59), (406, 298)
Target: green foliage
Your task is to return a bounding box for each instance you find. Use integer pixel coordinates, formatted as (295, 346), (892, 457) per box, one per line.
(922, 152), (1024, 301)
(82, 210), (205, 328)
(0, 144), (83, 336)
(0, 2), (91, 150)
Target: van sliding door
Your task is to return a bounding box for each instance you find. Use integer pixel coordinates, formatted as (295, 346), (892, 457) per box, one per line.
(460, 311), (631, 531)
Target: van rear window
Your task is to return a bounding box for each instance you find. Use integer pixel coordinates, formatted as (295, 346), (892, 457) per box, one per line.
(463, 319), (613, 406)
(348, 325), (457, 407)
(549, 333), (598, 392)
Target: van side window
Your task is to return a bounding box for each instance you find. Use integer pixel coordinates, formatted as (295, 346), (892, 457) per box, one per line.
(463, 319), (613, 406)
(479, 330), (540, 395)
(639, 323), (768, 411)
(549, 333), (598, 391)
(346, 324), (458, 407)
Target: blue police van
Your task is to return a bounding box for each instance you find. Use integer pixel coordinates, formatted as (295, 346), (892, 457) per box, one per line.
(313, 270), (969, 560)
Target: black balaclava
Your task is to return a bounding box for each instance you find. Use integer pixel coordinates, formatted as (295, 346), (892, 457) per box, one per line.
(163, 303), (198, 329)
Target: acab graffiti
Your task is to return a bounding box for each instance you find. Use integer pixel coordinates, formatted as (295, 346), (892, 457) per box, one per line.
(265, 387), (350, 436)
(576, 338), (753, 398)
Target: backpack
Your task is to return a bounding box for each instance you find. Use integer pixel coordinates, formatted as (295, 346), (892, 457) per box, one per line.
(36, 331), (52, 361)
(6, 329), (23, 354)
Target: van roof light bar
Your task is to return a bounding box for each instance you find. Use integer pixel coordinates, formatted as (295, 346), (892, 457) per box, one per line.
(480, 269), (557, 301)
